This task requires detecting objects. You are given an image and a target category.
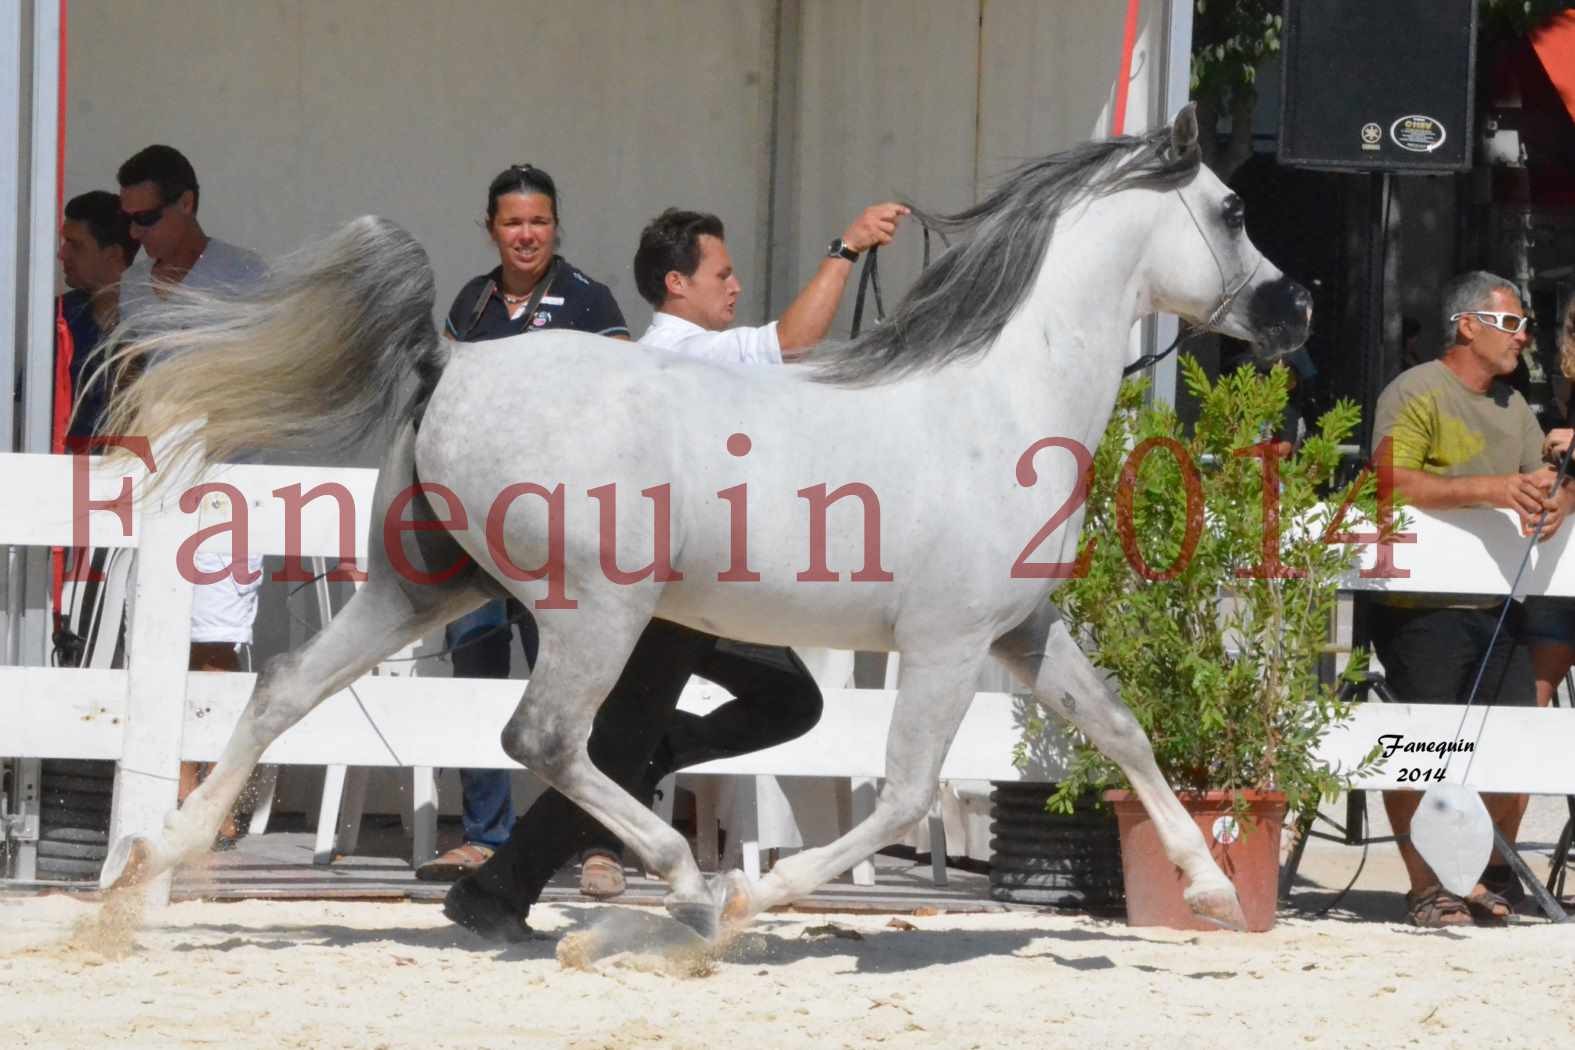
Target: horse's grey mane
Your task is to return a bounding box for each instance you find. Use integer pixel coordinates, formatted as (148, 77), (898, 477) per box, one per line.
(811, 125), (1202, 387)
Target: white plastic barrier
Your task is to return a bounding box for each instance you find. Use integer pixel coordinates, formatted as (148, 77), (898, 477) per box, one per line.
(0, 453), (1056, 903)
(1322, 505), (1575, 790)
(8, 450), (1573, 902)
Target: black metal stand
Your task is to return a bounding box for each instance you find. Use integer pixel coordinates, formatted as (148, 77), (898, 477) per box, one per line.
(1492, 825), (1568, 923)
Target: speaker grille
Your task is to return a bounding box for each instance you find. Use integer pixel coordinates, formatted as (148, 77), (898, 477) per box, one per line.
(1278, 0), (1477, 172)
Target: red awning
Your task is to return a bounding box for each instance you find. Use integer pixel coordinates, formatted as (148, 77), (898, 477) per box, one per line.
(1531, 11), (1575, 126)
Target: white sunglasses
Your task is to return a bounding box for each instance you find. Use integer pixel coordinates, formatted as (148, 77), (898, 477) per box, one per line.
(1451, 310), (1532, 335)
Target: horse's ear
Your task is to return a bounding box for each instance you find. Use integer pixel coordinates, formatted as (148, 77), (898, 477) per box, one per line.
(1171, 103), (1200, 157)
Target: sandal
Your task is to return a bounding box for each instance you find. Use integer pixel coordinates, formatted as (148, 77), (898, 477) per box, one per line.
(1465, 885), (1512, 926)
(1479, 863), (1526, 909)
(1405, 885), (1473, 928)
(415, 842), (495, 882)
(579, 850), (627, 899)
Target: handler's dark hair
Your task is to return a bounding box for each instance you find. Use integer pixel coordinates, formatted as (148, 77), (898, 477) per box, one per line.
(117, 144), (200, 212)
(65, 190), (138, 266)
(633, 208), (725, 308)
(486, 163), (559, 226)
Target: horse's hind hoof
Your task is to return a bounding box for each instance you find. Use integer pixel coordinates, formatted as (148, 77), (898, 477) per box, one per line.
(666, 901), (721, 942)
(99, 835), (155, 892)
(1186, 886), (1248, 932)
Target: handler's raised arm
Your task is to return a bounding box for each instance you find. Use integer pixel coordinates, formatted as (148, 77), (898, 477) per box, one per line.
(776, 201), (909, 358)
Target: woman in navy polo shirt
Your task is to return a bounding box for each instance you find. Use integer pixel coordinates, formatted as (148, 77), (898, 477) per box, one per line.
(445, 164), (629, 343)
(417, 164), (629, 883)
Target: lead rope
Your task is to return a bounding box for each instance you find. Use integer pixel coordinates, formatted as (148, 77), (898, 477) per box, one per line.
(850, 225), (935, 339)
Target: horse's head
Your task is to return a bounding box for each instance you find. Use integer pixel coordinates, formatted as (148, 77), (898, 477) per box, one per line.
(1149, 107), (1311, 360)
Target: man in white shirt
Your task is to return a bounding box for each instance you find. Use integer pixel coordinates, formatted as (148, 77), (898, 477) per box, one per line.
(445, 200), (909, 939)
(634, 202), (907, 360)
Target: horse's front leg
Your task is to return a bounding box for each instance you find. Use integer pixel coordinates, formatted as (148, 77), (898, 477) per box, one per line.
(731, 640), (990, 920)
(991, 605), (1247, 931)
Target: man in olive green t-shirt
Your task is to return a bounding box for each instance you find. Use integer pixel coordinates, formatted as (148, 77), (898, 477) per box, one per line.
(1370, 270), (1574, 927)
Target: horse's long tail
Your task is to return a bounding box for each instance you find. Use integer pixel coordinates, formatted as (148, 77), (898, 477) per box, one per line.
(99, 216), (444, 484)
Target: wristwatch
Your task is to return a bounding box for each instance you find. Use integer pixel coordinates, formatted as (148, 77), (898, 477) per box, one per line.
(826, 237), (860, 263)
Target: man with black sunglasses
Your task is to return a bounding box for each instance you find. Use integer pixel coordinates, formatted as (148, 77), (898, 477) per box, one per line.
(116, 143), (267, 845)
(117, 144), (266, 330)
(1369, 270), (1573, 928)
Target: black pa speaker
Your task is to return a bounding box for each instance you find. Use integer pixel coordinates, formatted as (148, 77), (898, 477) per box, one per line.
(1278, 0), (1478, 172)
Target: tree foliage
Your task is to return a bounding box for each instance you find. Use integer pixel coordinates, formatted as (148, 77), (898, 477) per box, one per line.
(1019, 358), (1383, 818)
(1479, 0), (1575, 39)
(1191, 0), (1282, 181)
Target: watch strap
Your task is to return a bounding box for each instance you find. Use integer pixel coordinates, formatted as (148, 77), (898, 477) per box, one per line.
(827, 237), (859, 263)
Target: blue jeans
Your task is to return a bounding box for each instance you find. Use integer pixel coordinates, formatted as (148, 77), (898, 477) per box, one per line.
(446, 600), (540, 848)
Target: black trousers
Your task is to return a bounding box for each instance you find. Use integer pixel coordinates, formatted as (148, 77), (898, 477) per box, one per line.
(472, 619), (823, 916)
(1368, 602), (1534, 707)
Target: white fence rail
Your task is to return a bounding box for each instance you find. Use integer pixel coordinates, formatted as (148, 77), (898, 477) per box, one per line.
(0, 453), (1047, 901)
(6, 452), (1575, 901)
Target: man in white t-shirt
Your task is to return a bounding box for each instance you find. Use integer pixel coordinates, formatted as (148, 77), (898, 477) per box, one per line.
(634, 203), (906, 360)
(117, 144), (267, 844)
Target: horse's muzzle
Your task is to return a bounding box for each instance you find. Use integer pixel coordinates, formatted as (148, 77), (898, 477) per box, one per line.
(1248, 277), (1313, 356)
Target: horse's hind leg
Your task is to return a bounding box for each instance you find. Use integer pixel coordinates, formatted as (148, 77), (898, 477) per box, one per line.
(733, 640), (989, 920)
(102, 564), (484, 889)
(498, 596), (721, 933)
(990, 604), (1246, 930)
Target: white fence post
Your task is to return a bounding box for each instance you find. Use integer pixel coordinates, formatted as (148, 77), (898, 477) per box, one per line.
(106, 493), (195, 907)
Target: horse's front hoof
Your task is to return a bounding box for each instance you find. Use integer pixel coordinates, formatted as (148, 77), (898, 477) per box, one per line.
(99, 835), (156, 892)
(1186, 884), (1248, 931)
(665, 900), (722, 942)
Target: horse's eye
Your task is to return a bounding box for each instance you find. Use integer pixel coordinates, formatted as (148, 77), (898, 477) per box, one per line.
(1222, 195), (1246, 230)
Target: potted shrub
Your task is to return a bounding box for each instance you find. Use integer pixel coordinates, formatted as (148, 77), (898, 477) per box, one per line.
(1028, 356), (1380, 931)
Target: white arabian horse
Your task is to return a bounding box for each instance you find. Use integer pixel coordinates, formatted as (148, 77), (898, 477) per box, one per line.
(100, 107), (1309, 935)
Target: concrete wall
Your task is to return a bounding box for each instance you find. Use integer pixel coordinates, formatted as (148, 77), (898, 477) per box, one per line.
(54, 0), (1181, 813)
(66, 0), (1166, 343)
(65, 0), (778, 340)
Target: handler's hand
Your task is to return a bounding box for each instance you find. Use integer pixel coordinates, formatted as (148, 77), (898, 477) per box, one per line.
(1545, 427), (1574, 463)
(1505, 469), (1559, 525)
(841, 202), (910, 254)
(1516, 466), (1567, 539)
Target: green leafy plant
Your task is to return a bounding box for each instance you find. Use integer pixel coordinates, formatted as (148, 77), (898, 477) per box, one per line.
(1027, 356), (1382, 818)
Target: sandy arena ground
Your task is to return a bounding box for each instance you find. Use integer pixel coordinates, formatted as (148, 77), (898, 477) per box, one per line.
(5, 888), (1575, 1050)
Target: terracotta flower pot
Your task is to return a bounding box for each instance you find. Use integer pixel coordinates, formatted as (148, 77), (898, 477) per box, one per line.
(1104, 789), (1287, 933)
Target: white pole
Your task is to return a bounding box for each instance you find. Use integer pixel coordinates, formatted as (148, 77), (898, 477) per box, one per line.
(0, 3), (21, 457)
(107, 490), (196, 908)
(23, 0), (59, 456)
(1, 5), (25, 667)
(1149, 0), (1195, 409)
